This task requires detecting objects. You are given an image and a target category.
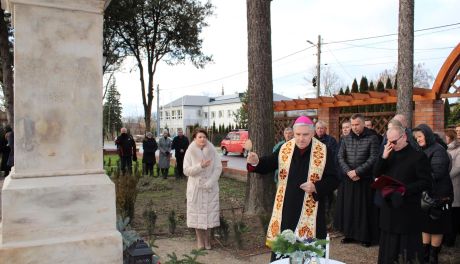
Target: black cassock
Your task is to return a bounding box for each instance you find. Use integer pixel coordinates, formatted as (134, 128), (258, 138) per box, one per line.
(373, 145), (431, 264)
(252, 143), (339, 240)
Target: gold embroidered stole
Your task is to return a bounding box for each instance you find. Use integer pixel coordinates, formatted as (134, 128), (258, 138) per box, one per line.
(266, 138), (327, 246)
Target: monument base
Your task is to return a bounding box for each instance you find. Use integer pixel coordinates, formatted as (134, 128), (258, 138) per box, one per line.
(0, 174), (122, 263)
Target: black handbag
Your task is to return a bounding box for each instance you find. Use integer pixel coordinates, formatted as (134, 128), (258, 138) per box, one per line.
(421, 191), (449, 220)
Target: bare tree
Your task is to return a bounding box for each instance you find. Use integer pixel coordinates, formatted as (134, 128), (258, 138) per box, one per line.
(396, 0), (414, 127)
(413, 62), (434, 88)
(245, 0), (275, 215)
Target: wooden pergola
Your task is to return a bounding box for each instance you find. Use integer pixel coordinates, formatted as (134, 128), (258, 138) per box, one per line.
(272, 43), (460, 139)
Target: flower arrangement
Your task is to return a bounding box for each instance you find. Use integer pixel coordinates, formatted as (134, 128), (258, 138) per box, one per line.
(269, 229), (328, 264)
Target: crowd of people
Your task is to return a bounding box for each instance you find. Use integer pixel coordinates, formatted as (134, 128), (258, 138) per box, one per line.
(246, 114), (459, 264)
(112, 116), (459, 264)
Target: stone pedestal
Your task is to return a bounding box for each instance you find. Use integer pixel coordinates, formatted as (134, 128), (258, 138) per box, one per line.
(0, 0), (122, 263)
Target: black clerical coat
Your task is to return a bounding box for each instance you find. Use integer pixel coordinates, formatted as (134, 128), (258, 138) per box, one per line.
(252, 143), (339, 239)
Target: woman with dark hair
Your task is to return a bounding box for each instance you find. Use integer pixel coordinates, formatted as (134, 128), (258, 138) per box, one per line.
(142, 132), (158, 177)
(413, 124), (454, 264)
(183, 128), (222, 250)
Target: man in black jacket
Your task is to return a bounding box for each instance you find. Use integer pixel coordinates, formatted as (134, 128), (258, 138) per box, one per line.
(373, 125), (431, 264)
(115, 127), (137, 175)
(336, 113), (380, 247)
(171, 128), (189, 178)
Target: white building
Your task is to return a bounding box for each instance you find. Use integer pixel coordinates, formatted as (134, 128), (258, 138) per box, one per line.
(160, 93), (290, 136)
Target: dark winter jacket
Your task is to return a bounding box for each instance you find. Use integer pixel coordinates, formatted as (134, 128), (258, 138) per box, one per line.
(373, 145), (431, 233)
(115, 133), (137, 158)
(171, 135), (189, 158)
(413, 124), (453, 200)
(338, 127), (379, 179)
(142, 138), (158, 164)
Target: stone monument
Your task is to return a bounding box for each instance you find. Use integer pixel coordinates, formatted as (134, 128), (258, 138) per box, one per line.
(0, 0), (122, 263)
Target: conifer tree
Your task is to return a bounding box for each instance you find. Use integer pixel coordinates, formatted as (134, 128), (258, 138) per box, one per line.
(103, 79), (123, 139)
(385, 77), (393, 89)
(351, 78), (359, 93)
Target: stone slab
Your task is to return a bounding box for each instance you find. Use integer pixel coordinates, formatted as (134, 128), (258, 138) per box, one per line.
(0, 230), (122, 263)
(1, 174), (117, 243)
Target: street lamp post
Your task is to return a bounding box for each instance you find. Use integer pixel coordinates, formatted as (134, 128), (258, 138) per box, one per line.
(307, 35), (321, 98)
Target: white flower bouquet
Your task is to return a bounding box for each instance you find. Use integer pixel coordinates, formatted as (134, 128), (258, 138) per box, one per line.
(269, 229), (328, 264)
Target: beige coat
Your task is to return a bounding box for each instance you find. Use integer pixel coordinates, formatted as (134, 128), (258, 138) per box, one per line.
(447, 141), (460, 207)
(184, 140), (222, 229)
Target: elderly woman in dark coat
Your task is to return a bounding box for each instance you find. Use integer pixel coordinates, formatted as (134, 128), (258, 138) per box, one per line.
(413, 124), (454, 264)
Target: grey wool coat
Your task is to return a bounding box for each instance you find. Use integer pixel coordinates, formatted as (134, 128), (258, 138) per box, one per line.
(158, 136), (172, 169)
(184, 140), (222, 229)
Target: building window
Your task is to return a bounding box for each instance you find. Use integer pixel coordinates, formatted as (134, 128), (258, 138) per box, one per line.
(211, 111), (215, 118)
(160, 111), (163, 120)
(227, 110), (232, 117)
(204, 112), (208, 118)
(165, 111), (170, 120)
(218, 110), (224, 118)
(197, 109), (202, 116)
(177, 110), (182, 119)
(171, 110), (176, 119)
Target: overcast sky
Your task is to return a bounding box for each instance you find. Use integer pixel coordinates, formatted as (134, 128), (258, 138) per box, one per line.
(112, 0), (460, 117)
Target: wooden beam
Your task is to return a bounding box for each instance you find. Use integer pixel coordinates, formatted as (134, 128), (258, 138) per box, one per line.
(440, 93), (460, 98)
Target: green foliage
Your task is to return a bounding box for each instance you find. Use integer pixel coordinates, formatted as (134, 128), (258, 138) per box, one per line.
(116, 216), (140, 251)
(448, 103), (460, 126)
(351, 78), (359, 93)
(258, 213), (271, 234)
(104, 0), (214, 131)
(369, 81), (375, 91)
(233, 91), (249, 129)
(377, 80), (385, 92)
(385, 77), (393, 89)
(359, 76), (369, 93)
(444, 99), (450, 128)
(338, 88), (344, 95)
(143, 203), (157, 238)
(168, 210), (177, 234)
(233, 221), (249, 249)
(270, 230), (327, 259)
(103, 79), (123, 137)
(344, 86), (350, 94)
(216, 216), (230, 243)
(164, 249), (207, 264)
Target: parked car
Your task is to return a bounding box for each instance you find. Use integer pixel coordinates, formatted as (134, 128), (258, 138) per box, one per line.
(220, 130), (249, 157)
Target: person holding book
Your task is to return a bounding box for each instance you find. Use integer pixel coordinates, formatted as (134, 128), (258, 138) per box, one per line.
(373, 125), (431, 264)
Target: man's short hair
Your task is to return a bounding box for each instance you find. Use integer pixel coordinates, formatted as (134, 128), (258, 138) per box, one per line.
(284, 127), (293, 132)
(315, 120), (327, 128)
(387, 126), (405, 136)
(388, 119), (403, 128)
(456, 123), (460, 128)
(350, 113), (365, 122)
(342, 119), (351, 125)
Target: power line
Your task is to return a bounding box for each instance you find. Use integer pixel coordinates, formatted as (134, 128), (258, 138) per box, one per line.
(323, 22), (460, 44)
(165, 22), (459, 90)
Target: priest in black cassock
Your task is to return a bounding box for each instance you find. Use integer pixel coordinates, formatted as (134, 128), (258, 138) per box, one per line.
(335, 113), (380, 247)
(373, 126), (431, 264)
(246, 116), (339, 261)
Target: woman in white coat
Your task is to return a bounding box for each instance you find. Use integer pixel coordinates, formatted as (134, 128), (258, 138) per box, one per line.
(183, 128), (222, 250)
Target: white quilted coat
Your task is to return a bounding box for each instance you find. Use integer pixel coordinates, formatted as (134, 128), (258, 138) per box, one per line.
(184, 140), (222, 229)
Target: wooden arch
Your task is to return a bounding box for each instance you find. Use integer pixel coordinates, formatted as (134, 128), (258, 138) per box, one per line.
(432, 42), (460, 98)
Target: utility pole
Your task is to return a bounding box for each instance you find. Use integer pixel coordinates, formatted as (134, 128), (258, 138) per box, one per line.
(307, 35), (321, 98)
(156, 84), (160, 137)
(316, 35), (321, 98)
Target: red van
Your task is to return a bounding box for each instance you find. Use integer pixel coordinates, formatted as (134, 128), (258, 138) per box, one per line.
(220, 130), (249, 157)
